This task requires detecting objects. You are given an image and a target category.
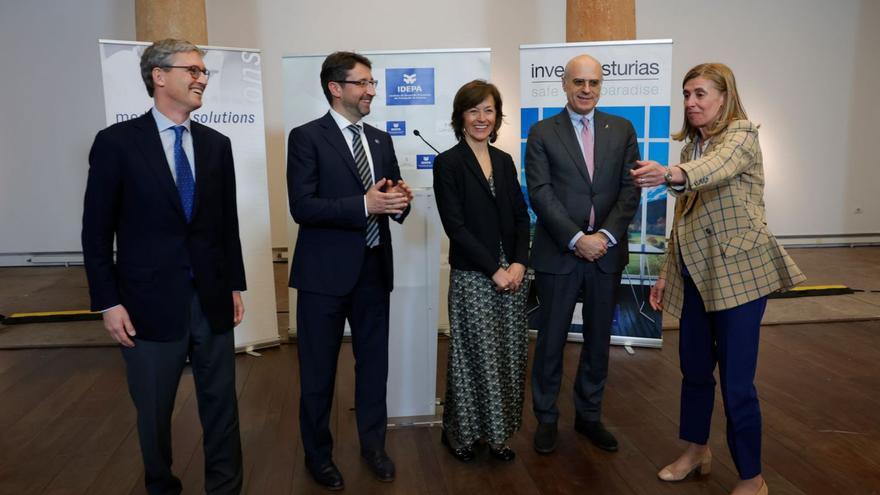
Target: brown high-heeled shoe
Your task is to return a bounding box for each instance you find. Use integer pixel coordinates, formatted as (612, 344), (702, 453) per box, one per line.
(657, 449), (712, 481)
(731, 479), (768, 495)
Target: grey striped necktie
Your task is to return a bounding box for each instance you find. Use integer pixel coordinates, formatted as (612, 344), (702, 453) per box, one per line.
(348, 124), (380, 247)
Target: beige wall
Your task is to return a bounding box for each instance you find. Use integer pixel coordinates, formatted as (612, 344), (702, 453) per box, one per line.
(0, 0), (135, 257)
(636, 0), (880, 237)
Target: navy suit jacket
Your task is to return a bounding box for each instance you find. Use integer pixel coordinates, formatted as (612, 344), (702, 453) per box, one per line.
(287, 112), (409, 295)
(526, 109), (640, 275)
(82, 111), (246, 341)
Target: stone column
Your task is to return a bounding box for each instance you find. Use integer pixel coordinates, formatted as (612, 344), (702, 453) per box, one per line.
(567, 0), (636, 41)
(135, 0), (207, 44)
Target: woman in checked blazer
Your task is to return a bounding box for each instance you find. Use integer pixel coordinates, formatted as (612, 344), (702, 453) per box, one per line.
(631, 63), (805, 495)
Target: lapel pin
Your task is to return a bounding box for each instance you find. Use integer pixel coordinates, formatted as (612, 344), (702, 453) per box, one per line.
(374, 139), (380, 144)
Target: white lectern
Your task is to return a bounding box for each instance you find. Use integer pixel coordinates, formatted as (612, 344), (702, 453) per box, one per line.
(386, 188), (441, 420)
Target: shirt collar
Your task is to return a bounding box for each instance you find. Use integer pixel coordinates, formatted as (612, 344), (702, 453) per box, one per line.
(151, 107), (191, 133)
(566, 106), (595, 127)
(329, 107), (362, 133)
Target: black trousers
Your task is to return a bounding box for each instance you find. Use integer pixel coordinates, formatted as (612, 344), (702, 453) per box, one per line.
(531, 261), (621, 423)
(121, 293), (242, 495)
(296, 248), (390, 468)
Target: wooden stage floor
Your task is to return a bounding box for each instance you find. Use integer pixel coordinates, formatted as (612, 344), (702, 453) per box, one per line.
(1, 320), (879, 494)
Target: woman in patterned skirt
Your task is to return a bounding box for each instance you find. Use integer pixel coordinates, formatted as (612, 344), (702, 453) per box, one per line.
(432, 80), (531, 462)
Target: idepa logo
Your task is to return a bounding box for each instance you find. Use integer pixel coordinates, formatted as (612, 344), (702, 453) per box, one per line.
(386, 68), (435, 106)
(386, 121), (406, 136)
(416, 154), (435, 169)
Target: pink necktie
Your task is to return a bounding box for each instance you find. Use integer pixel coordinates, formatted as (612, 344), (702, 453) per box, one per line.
(581, 117), (595, 229)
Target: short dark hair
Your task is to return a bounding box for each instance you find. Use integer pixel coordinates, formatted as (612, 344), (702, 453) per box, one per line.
(320, 51), (372, 105)
(450, 80), (504, 143)
(140, 39), (204, 97)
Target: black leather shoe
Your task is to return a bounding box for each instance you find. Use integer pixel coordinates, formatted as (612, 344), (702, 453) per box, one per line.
(361, 449), (395, 482)
(489, 445), (516, 461)
(306, 460), (344, 491)
(441, 429), (475, 463)
(533, 422), (558, 454)
(575, 418), (618, 452)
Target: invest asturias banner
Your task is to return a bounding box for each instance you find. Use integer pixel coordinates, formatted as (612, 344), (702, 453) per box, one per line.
(520, 40), (673, 347)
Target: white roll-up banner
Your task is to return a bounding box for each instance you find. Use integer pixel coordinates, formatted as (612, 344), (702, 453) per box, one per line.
(98, 40), (279, 351)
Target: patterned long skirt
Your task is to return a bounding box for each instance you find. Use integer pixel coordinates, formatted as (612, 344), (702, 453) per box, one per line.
(443, 268), (530, 446)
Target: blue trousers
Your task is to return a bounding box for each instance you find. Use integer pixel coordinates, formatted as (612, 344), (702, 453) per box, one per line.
(678, 275), (767, 480)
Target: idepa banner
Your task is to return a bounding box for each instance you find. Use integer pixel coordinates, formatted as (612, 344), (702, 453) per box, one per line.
(520, 40), (673, 348)
(282, 48), (490, 188)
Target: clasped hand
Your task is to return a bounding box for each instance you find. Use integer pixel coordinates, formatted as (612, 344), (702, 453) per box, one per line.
(366, 178), (413, 215)
(575, 233), (608, 261)
(492, 262), (526, 293)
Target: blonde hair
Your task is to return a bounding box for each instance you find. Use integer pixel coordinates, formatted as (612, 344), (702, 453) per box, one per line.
(672, 63), (748, 142)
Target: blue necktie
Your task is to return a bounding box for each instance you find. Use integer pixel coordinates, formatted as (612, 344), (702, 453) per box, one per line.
(172, 126), (195, 222)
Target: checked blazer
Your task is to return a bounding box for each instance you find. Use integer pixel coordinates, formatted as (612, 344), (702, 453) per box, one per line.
(659, 120), (805, 317)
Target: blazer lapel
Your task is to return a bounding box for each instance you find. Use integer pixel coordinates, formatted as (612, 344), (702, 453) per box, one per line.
(593, 111), (609, 184)
(680, 140), (700, 215)
(552, 111), (591, 185)
(364, 124), (383, 182)
(458, 140), (493, 197)
(318, 112), (363, 185)
(132, 112), (187, 220)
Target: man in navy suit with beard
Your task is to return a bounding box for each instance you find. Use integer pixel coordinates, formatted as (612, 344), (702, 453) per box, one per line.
(82, 39), (246, 495)
(287, 51), (412, 490)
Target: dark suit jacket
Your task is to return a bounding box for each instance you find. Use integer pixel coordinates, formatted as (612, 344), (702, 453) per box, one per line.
(433, 140), (530, 276)
(526, 109), (640, 275)
(287, 112), (409, 295)
(82, 111), (247, 341)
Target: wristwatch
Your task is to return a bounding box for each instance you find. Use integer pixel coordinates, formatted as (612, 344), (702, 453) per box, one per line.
(663, 168), (674, 185)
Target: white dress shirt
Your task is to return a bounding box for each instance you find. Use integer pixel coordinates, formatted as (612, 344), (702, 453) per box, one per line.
(152, 107), (196, 182)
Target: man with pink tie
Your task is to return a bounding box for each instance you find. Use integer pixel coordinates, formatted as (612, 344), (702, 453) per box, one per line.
(525, 54), (641, 455)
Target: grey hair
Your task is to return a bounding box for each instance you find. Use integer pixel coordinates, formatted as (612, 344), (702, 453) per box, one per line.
(140, 39), (205, 97)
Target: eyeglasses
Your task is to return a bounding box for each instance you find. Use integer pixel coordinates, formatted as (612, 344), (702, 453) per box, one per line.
(160, 65), (212, 80)
(568, 78), (602, 88)
(333, 79), (380, 89)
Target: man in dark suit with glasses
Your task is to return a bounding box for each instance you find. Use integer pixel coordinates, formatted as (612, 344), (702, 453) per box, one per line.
(287, 51), (412, 490)
(83, 39), (246, 494)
